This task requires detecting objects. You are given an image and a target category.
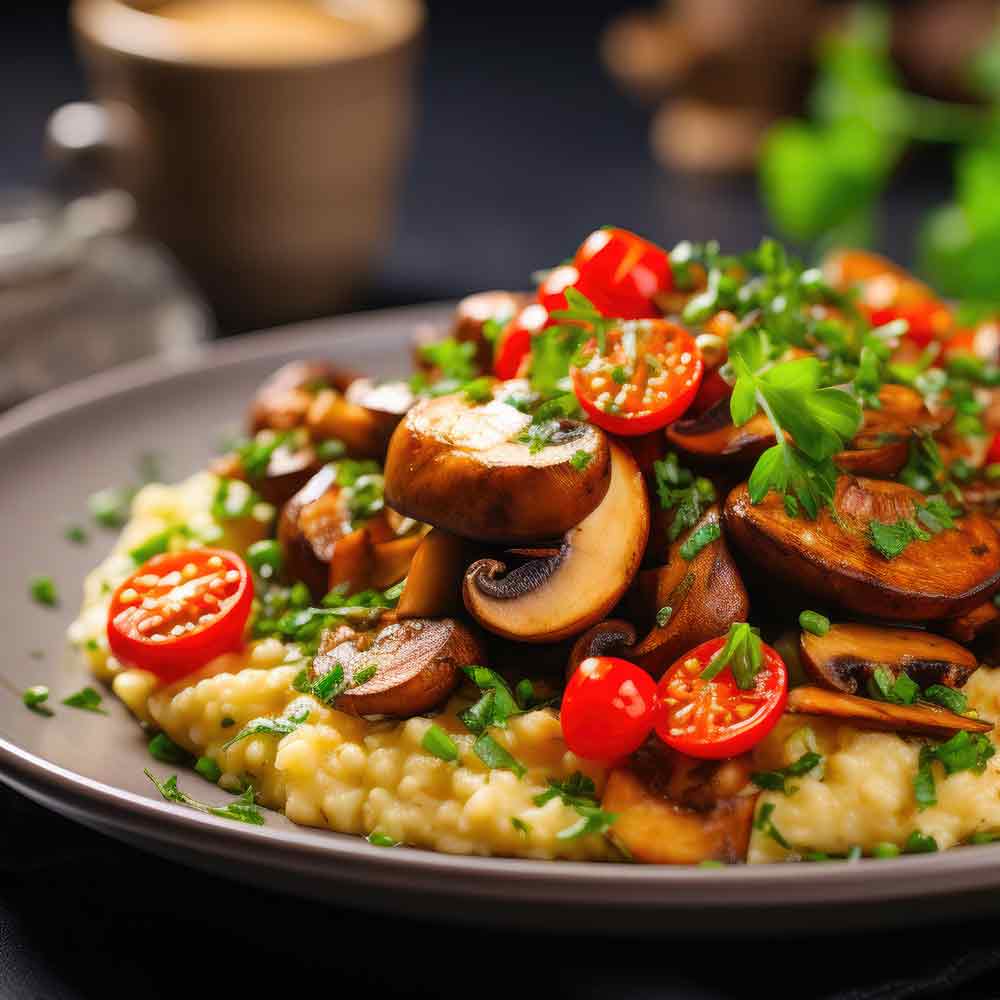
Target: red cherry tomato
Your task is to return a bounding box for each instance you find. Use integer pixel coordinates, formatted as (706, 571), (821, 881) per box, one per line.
(107, 548), (254, 683)
(494, 303), (548, 380)
(561, 656), (657, 761)
(867, 297), (952, 348)
(537, 229), (672, 320)
(570, 319), (703, 436)
(654, 636), (788, 759)
(689, 368), (731, 416)
(987, 432), (1000, 466)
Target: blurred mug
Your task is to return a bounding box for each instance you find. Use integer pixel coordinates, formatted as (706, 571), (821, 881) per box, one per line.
(56, 0), (424, 330)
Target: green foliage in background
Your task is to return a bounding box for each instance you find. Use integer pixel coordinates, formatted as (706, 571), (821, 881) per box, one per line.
(758, 3), (1000, 299)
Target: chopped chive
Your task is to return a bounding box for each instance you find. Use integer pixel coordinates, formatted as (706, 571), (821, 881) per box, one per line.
(23, 685), (52, 716)
(511, 817), (531, 836)
(679, 522), (721, 561)
(904, 830), (938, 854)
(367, 831), (399, 847)
(798, 610), (830, 636)
(352, 664), (378, 688)
(64, 525), (89, 545)
(421, 723), (459, 762)
(473, 732), (526, 779)
(872, 842), (901, 859)
(246, 539), (283, 580)
(29, 576), (58, 607)
(655, 606), (673, 628)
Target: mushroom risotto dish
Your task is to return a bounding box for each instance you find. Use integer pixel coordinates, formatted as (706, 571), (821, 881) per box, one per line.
(64, 230), (1000, 865)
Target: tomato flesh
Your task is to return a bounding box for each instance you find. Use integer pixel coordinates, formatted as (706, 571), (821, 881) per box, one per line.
(570, 319), (703, 436)
(561, 656), (657, 761)
(654, 636), (788, 759)
(107, 548), (254, 682)
(494, 303), (547, 380)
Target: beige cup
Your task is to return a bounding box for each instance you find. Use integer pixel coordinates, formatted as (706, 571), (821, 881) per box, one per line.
(57, 0), (423, 330)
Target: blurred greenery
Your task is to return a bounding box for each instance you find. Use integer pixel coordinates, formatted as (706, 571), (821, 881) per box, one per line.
(757, 2), (1000, 300)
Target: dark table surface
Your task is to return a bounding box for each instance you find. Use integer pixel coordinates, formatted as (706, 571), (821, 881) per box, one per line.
(2, 4), (994, 999)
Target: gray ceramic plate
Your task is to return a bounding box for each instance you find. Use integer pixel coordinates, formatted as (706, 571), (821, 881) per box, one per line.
(2, 303), (999, 935)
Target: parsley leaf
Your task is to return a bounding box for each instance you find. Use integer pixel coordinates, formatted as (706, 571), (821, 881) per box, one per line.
(868, 665), (920, 705)
(62, 686), (107, 714)
(868, 518), (930, 560)
(472, 732), (526, 779)
(653, 453), (717, 541)
(222, 702), (311, 749)
(145, 770), (264, 825)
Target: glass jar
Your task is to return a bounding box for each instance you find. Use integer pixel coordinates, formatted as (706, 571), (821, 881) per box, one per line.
(0, 187), (210, 408)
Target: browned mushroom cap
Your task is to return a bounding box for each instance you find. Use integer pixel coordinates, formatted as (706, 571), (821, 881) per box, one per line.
(724, 476), (1000, 621)
(212, 439), (322, 509)
(463, 443), (649, 642)
(942, 600), (1000, 644)
(396, 528), (473, 619)
(451, 290), (531, 371)
(799, 623), (978, 695)
(786, 685), (993, 738)
(311, 617), (483, 717)
(249, 361), (354, 433)
(306, 379), (414, 460)
(835, 384), (950, 478)
(602, 743), (757, 865)
(666, 397), (774, 467)
(279, 466), (372, 599)
(383, 391), (611, 543)
(567, 620), (639, 679)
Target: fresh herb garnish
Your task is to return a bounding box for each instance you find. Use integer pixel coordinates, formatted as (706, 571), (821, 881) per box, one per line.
(311, 664), (346, 703)
(148, 732), (194, 766)
(700, 622), (763, 690)
(904, 830), (938, 854)
(798, 610), (830, 636)
(868, 517), (931, 560)
(472, 732), (526, 779)
(914, 731), (995, 810)
(352, 664), (378, 688)
(753, 801), (790, 849)
(652, 453), (716, 541)
(62, 686), (107, 714)
(88, 486), (135, 529)
(22, 685), (52, 716)
(211, 477), (264, 521)
(922, 685), (968, 715)
(29, 576), (58, 607)
(751, 751), (823, 795)
(246, 539), (283, 580)
(868, 665), (919, 705)
(145, 769), (264, 825)
(421, 723), (459, 763)
(511, 817), (531, 836)
(461, 666), (520, 729)
(570, 449), (593, 471)
(679, 522), (721, 561)
(655, 606), (673, 628)
(64, 525), (89, 545)
(533, 772), (618, 840)
(367, 831), (399, 847)
(222, 704), (310, 749)
(195, 756), (223, 783)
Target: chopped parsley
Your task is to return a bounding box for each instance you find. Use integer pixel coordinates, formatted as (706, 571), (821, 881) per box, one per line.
(653, 453), (716, 541)
(421, 724), (459, 762)
(62, 686), (107, 714)
(22, 685), (52, 716)
(463, 377), (495, 404)
(64, 524), (89, 545)
(145, 770), (264, 825)
(655, 606), (673, 628)
(868, 665), (919, 705)
(751, 751), (823, 795)
(246, 539), (283, 580)
(679, 522), (721, 561)
(29, 576), (58, 607)
(472, 732), (526, 779)
(315, 438), (346, 462)
(88, 486), (135, 529)
(148, 732), (194, 766)
(511, 817), (531, 836)
(868, 517), (931, 560)
(533, 772), (617, 840)
(914, 731), (995, 810)
(222, 703), (311, 749)
(460, 666), (520, 731)
(195, 756), (223, 783)
(570, 449), (593, 471)
(904, 830), (938, 854)
(922, 685), (968, 715)
(700, 622), (763, 690)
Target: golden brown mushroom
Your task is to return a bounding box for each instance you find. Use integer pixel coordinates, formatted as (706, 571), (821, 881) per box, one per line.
(310, 617), (483, 717)
(211, 436), (322, 509)
(462, 442), (648, 642)
(799, 623), (978, 695)
(451, 290), (531, 371)
(786, 685), (993, 739)
(724, 476), (1000, 621)
(395, 529), (473, 618)
(249, 361), (354, 433)
(306, 379), (414, 460)
(602, 743), (757, 865)
(384, 390), (611, 543)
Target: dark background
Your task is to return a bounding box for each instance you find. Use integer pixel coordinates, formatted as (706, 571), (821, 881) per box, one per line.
(1, 4), (991, 999)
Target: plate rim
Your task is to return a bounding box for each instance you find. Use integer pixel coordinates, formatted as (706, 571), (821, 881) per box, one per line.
(2, 300), (1000, 914)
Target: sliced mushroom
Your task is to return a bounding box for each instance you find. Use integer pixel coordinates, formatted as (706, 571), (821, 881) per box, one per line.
(396, 529), (473, 618)
(307, 379), (413, 460)
(451, 290), (531, 371)
(602, 743), (757, 865)
(384, 391), (611, 543)
(786, 685), (993, 739)
(370, 533), (425, 590)
(592, 506), (750, 677)
(249, 361), (354, 433)
(799, 623), (978, 695)
(310, 617), (483, 717)
(835, 384), (950, 477)
(666, 397), (774, 466)
(462, 442), (649, 642)
(724, 476), (1000, 621)
(942, 600), (1000, 644)
(568, 620), (639, 679)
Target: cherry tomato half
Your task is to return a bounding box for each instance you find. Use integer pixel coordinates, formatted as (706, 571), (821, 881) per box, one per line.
(654, 636), (788, 759)
(494, 303), (548, 380)
(107, 548), (254, 683)
(537, 229), (672, 320)
(561, 656), (657, 761)
(867, 295), (952, 348)
(570, 319), (703, 436)
(987, 431), (1000, 466)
